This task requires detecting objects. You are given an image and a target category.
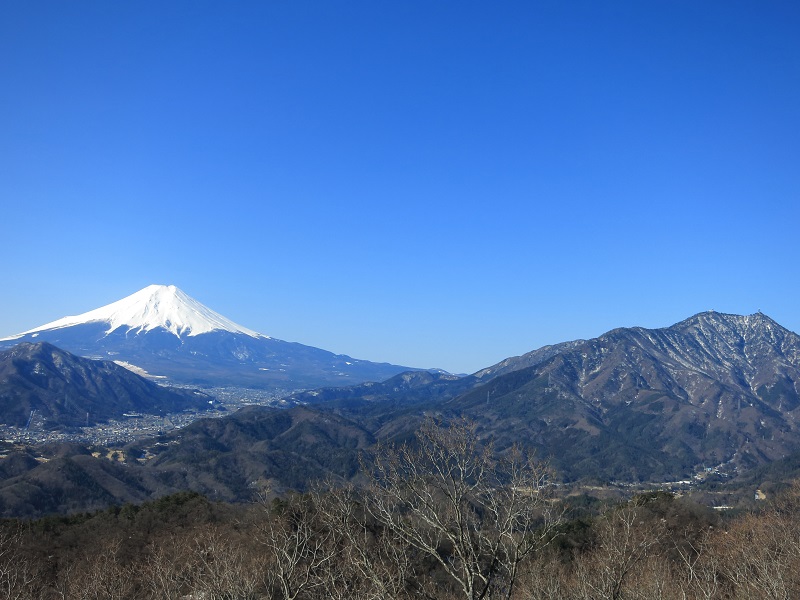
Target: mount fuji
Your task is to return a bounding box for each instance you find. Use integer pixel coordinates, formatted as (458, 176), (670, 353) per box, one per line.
(0, 285), (417, 390)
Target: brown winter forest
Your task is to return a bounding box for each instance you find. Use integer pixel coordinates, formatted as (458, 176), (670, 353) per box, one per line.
(2, 418), (800, 599)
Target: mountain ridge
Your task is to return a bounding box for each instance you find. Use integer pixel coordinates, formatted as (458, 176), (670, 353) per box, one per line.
(444, 310), (800, 479)
(1, 309), (800, 516)
(291, 310), (800, 481)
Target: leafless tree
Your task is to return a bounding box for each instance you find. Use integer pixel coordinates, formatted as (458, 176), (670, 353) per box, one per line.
(622, 554), (682, 600)
(515, 554), (573, 600)
(672, 528), (723, 600)
(313, 481), (415, 600)
(0, 527), (37, 600)
(187, 524), (262, 600)
(255, 492), (338, 600)
(61, 537), (136, 600)
(715, 510), (799, 599)
(574, 502), (665, 600)
(143, 532), (195, 599)
(364, 416), (561, 600)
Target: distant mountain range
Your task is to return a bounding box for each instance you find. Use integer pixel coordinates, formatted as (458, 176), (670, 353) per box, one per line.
(1, 308), (800, 517)
(0, 285), (419, 390)
(286, 311), (800, 481)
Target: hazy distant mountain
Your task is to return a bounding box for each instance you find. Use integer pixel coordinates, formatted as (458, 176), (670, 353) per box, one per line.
(288, 343), (588, 409)
(0, 285), (418, 389)
(291, 369), (472, 407)
(0, 342), (211, 428)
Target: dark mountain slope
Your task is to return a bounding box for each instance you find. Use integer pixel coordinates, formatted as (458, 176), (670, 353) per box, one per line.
(130, 405), (376, 500)
(0, 449), (172, 518)
(0, 404), (378, 517)
(0, 342), (211, 427)
(447, 312), (800, 480)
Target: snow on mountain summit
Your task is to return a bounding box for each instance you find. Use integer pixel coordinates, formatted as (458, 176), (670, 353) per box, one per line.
(9, 284), (266, 340)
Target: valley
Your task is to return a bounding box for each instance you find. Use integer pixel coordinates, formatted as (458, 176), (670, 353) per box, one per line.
(0, 386), (285, 446)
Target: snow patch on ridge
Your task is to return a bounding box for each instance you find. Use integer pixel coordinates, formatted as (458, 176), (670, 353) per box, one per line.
(113, 360), (167, 379)
(6, 285), (268, 340)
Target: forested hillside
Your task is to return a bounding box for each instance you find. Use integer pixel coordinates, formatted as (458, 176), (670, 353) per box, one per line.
(3, 419), (800, 599)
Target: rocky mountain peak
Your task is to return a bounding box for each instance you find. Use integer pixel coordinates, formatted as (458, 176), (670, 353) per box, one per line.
(672, 310), (785, 338)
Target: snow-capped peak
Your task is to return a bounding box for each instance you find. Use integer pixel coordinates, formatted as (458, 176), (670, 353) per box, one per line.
(7, 285), (267, 340)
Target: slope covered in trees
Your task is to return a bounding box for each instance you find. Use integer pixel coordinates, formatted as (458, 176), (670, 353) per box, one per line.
(3, 419), (800, 599)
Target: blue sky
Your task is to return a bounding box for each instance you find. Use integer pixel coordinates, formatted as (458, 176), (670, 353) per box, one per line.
(1, 1), (799, 374)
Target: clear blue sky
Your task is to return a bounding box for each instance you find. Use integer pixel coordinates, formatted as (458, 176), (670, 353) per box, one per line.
(1, 1), (799, 374)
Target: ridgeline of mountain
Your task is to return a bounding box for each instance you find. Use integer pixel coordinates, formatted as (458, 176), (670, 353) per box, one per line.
(286, 311), (800, 481)
(2, 310), (800, 517)
(447, 311), (800, 480)
(121, 305), (800, 500)
(0, 285), (418, 390)
(472, 339), (587, 380)
(0, 342), (212, 428)
(290, 342), (590, 410)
